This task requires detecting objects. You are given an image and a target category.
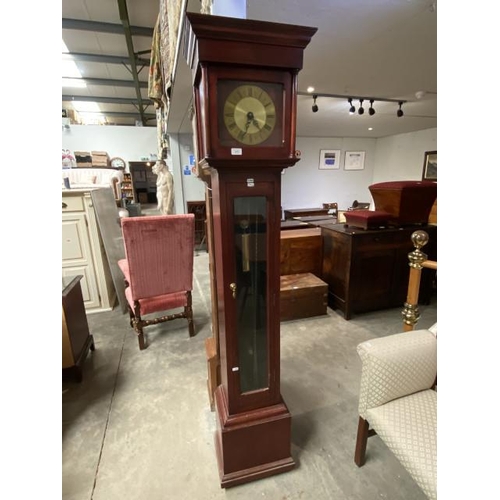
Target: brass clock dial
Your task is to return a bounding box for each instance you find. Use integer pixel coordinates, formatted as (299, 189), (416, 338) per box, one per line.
(223, 85), (276, 145)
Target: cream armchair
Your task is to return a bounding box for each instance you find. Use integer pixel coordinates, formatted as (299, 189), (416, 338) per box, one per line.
(354, 328), (437, 500)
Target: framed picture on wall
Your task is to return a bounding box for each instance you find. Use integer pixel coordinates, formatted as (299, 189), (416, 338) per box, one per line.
(319, 149), (341, 170)
(422, 150), (437, 180)
(344, 151), (365, 170)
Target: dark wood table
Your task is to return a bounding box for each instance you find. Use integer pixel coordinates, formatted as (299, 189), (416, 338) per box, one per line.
(292, 215), (337, 226)
(284, 207), (330, 219)
(280, 219), (309, 230)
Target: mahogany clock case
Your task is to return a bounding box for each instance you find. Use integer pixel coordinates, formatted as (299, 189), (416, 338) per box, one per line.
(182, 12), (317, 488)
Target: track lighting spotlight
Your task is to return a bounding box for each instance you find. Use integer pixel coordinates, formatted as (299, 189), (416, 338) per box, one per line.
(312, 94), (318, 113)
(348, 98), (355, 114)
(368, 99), (375, 116)
(358, 99), (365, 115)
(304, 92), (406, 120)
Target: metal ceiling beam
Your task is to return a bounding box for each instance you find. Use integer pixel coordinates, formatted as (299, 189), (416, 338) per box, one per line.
(63, 51), (150, 66)
(62, 18), (153, 37)
(63, 77), (148, 88)
(63, 95), (153, 106)
(63, 104), (155, 124)
(89, 111), (156, 119)
(117, 0), (148, 125)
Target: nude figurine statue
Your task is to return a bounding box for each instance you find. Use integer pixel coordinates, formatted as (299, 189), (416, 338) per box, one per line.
(152, 160), (174, 215)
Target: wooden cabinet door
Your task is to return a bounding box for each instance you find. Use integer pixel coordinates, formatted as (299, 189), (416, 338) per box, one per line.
(350, 245), (399, 311)
(62, 213), (100, 309)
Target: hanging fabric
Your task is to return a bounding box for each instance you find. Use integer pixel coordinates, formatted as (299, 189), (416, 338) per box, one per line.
(148, 15), (163, 109)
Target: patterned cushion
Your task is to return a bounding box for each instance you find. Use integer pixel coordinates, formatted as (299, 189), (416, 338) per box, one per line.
(367, 389), (437, 500)
(357, 330), (437, 418)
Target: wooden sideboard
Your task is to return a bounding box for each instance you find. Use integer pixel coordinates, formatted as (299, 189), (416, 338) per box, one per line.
(321, 223), (437, 319)
(280, 227), (322, 276)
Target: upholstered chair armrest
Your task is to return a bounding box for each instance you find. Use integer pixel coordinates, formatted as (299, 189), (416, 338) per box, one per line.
(111, 177), (121, 200)
(357, 329), (437, 419)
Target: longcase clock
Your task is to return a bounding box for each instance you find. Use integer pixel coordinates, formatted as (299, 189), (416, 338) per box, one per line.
(183, 12), (316, 488)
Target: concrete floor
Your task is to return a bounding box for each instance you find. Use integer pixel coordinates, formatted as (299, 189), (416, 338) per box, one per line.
(62, 250), (437, 500)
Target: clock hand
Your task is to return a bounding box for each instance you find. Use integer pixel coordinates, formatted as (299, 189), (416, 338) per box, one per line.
(243, 111), (260, 134)
(242, 120), (251, 136)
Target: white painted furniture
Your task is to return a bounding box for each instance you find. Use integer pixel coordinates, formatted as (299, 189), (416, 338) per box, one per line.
(62, 188), (116, 313)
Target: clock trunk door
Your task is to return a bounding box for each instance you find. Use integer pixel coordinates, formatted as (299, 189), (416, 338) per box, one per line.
(220, 175), (281, 414)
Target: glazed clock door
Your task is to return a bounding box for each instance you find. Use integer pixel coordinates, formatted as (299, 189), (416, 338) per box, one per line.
(221, 175), (281, 415)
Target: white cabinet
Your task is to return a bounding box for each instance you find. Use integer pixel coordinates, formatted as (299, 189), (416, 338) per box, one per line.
(62, 189), (116, 313)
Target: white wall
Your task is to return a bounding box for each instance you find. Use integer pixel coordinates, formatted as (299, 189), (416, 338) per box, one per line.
(62, 124), (158, 169)
(168, 133), (206, 213)
(283, 137), (377, 210)
(281, 128), (437, 210)
(373, 128), (437, 183)
(177, 133), (205, 205)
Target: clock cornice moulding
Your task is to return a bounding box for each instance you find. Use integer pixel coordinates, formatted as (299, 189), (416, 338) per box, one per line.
(182, 12), (317, 73)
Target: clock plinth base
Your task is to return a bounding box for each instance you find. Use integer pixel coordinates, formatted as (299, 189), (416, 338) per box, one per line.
(214, 386), (295, 488)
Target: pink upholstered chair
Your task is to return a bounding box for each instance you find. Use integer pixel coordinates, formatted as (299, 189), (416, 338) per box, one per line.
(118, 214), (196, 350)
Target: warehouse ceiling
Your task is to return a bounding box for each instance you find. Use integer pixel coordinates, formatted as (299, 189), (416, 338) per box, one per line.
(62, 0), (437, 138)
(62, 0), (160, 127)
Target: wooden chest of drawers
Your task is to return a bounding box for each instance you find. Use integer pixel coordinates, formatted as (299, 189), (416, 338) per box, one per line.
(321, 224), (437, 319)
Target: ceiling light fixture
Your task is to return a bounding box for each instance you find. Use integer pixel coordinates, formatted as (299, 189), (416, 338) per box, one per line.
(301, 91), (407, 118)
(307, 86), (315, 93)
(348, 98), (355, 114)
(358, 99), (365, 115)
(312, 94), (319, 113)
(369, 99), (376, 116)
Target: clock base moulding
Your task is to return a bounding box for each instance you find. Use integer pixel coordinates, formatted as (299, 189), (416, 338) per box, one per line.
(214, 386), (295, 488)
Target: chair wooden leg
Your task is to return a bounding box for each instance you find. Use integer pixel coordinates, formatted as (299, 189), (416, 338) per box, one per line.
(354, 416), (370, 467)
(132, 317), (146, 350)
(137, 330), (146, 350)
(133, 302), (146, 350)
(186, 291), (195, 337)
